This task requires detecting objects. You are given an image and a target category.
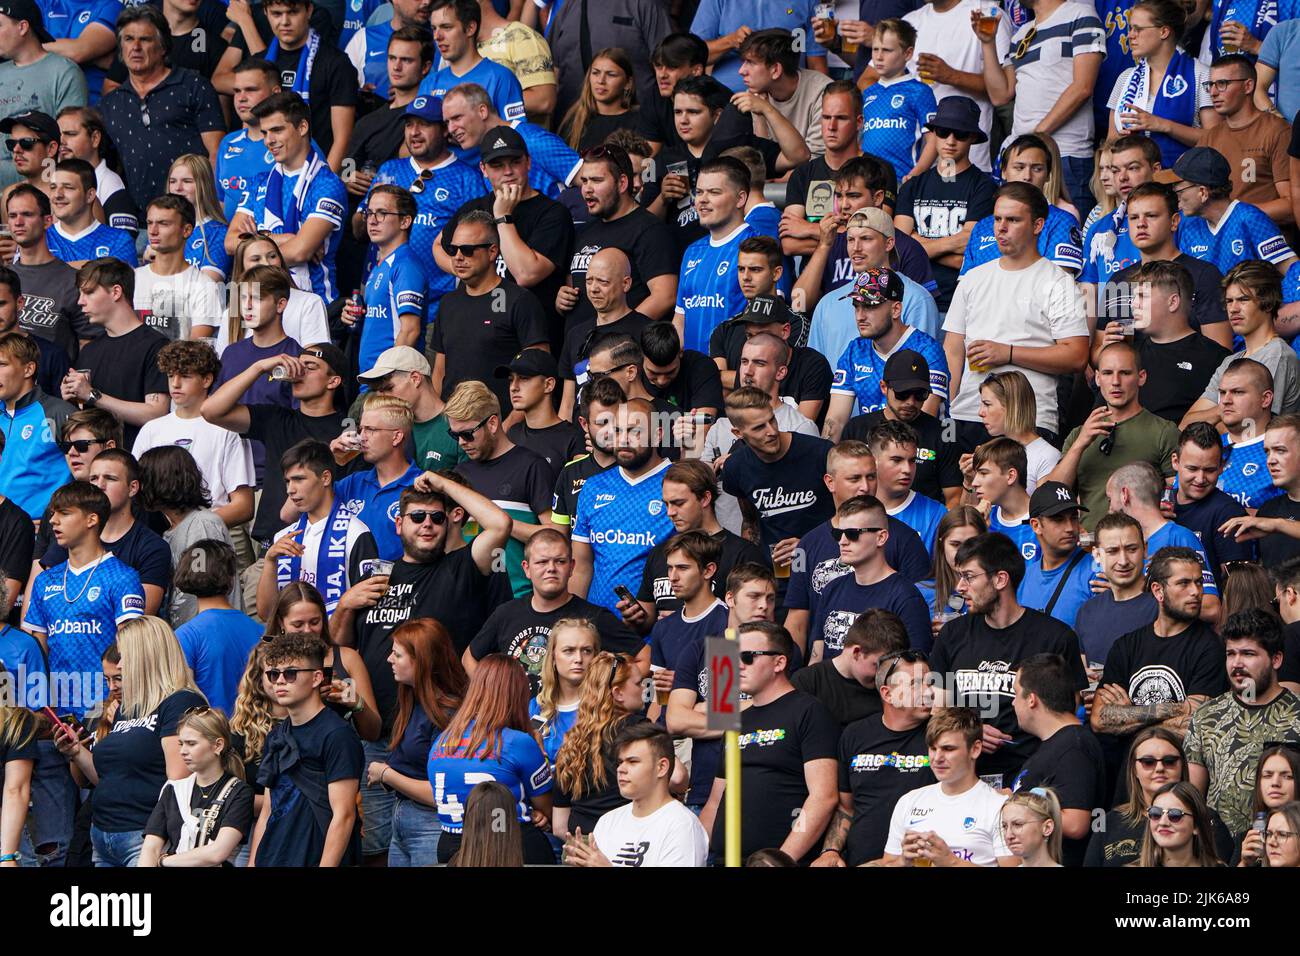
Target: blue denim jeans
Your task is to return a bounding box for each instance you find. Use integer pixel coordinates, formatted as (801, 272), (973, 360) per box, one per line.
(360, 740), (395, 856)
(1061, 154), (1096, 224)
(90, 826), (144, 867)
(387, 795), (441, 867)
(19, 740), (76, 866)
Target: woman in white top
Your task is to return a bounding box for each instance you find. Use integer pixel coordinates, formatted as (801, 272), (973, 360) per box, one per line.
(218, 234), (332, 354)
(1001, 788), (1065, 867)
(1105, 0), (1218, 166)
(960, 369), (1060, 493)
(168, 155), (232, 283)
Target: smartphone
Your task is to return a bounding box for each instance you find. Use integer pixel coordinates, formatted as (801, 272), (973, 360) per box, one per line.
(42, 707), (74, 739)
(613, 584), (637, 605)
(59, 713), (87, 737)
(321, 665), (334, 685)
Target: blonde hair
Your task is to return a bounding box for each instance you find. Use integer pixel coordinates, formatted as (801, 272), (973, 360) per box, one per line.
(360, 392), (414, 433)
(1090, 145), (1117, 219)
(978, 370), (1038, 440)
(554, 650), (638, 799)
(176, 706), (245, 781)
(231, 643), (278, 765)
(0, 705), (36, 755)
(226, 234), (292, 344)
(1002, 788), (1064, 864)
(533, 618), (600, 726)
(443, 380), (500, 422)
(168, 153), (226, 225)
(116, 616), (203, 720)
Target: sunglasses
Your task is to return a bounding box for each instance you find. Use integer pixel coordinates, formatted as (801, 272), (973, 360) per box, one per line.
(608, 652), (627, 687)
(893, 388), (929, 402)
(1098, 421), (1120, 456)
(404, 509), (448, 526)
(587, 362), (636, 382)
(58, 438), (106, 454)
(6, 137), (47, 152)
(877, 648), (930, 687)
(182, 704), (212, 717)
(1146, 806), (1190, 823)
(447, 242), (493, 257)
(739, 650), (784, 665)
(1135, 755), (1182, 768)
(831, 526), (884, 542)
(447, 416), (491, 442)
(264, 666), (319, 684)
(932, 127), (974, 142)
(409, 168), (434, 194)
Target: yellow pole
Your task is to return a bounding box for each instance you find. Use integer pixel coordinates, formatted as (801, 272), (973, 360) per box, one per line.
(724, 627), (741, 867)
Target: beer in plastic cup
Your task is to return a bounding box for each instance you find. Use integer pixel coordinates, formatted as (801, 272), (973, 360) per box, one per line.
(977, 4), (999, 39)
(771, 544), (791, 579)
(651, 665), (671, 706)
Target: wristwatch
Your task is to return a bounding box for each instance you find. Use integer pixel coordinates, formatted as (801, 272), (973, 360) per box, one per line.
(86, 388), (102, 407)
(493, 215), (515, 225)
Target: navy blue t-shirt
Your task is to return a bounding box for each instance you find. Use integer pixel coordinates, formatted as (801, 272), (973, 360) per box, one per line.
(671, 635), (726, 806)
(650, 602), (729, 673)
(786, 518), (931, 616)
(92, 689), (207, 831)
(814, 571), (933, 655)
(42, 518), (172, 591)
(721, 433), (835, 548)
(1174, 490), (1255, 590)
(1073, 592), (1159, 666)
(387, 705), (440, 781)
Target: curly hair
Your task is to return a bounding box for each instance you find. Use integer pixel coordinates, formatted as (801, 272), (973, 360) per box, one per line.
(157, 338), (221, 379)
(261, 631), (327, 670)
(231, 643), (279, 766)
(554, 651), (639, 799)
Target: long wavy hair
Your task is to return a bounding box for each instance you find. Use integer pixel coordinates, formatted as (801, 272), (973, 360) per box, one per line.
(928, 507), (987, 615)
(432, 655), (537, 762)
(554, 651), (638, 799)
(116, 616), (204, 719)
(231, 643), (278, 765)
(0, 704), (36, 755)
(448, 781), (523, 867)
(176, 706), (245, 781)
(168, 153), (226, 225)
(389, 618), (467, 751)
(559, 48), (638, 150)
(226, 234), (295, 345)
(533, 618), (600, 727)
(1137, 781), (1221, 867)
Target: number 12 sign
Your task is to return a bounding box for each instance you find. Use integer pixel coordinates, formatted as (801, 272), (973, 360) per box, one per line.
(706, 637), (741, 732)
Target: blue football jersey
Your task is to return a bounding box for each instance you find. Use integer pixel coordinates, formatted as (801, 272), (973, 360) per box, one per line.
(359, 245), (427, 375)
(184, 220), (231, 278)
(46, 222), (137, 266)
(419, 58), (526, 123)
(1285, 260), (1300, 304)
(990, 507), (1039, 563)
(676, 224), (753, 354)
(961, 204), (1084, 275)
(830, 326), (950, 415)
(339, 0), (385, 52)
(349, 22), (393, 97)
(1080, 204), (1141, 284)
(42, 0), (121, 103)
(861, 77), (937, 182)
(1096, 0), (1135, 112)
(1219, 433), (1283, 511)
(1145, 520), (1220, 596)
(23, 555), (144, 716)
(1177, 201), (1294, 275)
(572, 459), (675, 612)
(454, 121), (582, 199)
(427, 726), (553, 833)
(889, 491), (947, 556)
(215, 129), (276, 222)
(241, 164), (349, 301)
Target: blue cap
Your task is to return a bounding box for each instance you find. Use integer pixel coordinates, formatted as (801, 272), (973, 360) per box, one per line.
(404, 95), (443, 123)
(1162, 146), (1231, 190)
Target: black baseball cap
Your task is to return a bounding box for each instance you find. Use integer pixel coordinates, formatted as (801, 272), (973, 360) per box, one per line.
(480, 126), (528, 163)
(1154, 146), (1231, 190)
(0, 0), (53, 44)
(1029, 481), (1088, 519)
(301, 343), (349, 378)
(0, 110), (59, 142)
(882, 350), (931, 393)
(495, 348), (558, 380)
(736, 294), (796, 326)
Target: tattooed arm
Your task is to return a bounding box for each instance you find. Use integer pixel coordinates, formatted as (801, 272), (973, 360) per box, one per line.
(1091, 684), (1210, 738)
(811, 793), (855, 868)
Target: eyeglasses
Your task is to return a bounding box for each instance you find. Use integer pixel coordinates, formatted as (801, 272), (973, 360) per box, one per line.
(893, 388), (929, 402)
(264, 667), (319, 684)
(1146, 806), (1190, 823)
(587, 362), (634, 382)
(1266, 828), (1299, 842)
(447, 416), (491, 442)
(957, 570), (989, 584)
(1135, 755), (1182, 769)
(58, 438), (107, 454)
(447, 242), (493, 257)
(404, 509), (448, 526)
(359, 425), (399, 436)
(1201, 78), (1248, 92)
(5, 137), (46, 152)
(409, 168), (434, 194)
(877, 648), (930, 687)
(831, 526), (884, 542)
(932, 127), (974, 142)
(363, 208), (403, 221)
(739, 650), (784, 665)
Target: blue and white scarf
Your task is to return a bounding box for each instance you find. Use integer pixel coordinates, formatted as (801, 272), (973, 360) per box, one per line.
(260, 145), (326, 289)
(1114, 50), (1199, 167)
(267, 29), (320, 104)
(276, 498), (352, 611)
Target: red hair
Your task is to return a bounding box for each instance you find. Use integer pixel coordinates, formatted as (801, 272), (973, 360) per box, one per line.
(432, 655), (536, 760)
(389, 617), (467, 748)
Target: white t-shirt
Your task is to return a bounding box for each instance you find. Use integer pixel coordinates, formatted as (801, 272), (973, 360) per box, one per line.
(133, 264), (224, 341)
(1024, 436), (1061, 494)
(1004, 2), (1106, 157)
(904, 0), (1012, 171)
(592, 798), (710, 867)
(132, 413), (255, 509)
(884, 778), (1011, 866)
(94, 160), (129, 207)
(214, 287), (331, 354)
(272, 510), (376, 593)
(944, 256), (1090, 433)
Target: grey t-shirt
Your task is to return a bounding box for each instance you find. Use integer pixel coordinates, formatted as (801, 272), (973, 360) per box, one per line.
(0, 53), (88, 189)
(164, 508), (240, 628)
(12, 259), (85, 356)
(1201, 336), (1300, 414)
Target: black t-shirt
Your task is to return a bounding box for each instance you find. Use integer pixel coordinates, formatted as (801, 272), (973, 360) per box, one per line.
(710, 688), (841, 864)
(79, 323), (169, 448)
(784, 153), (899, 213)
(1135, 332), (1233, 424)
(431, 279), (549, 413)
(1100, 254), (1228, 334)
(1174, 491), (1254, 589)
(441, 192), (575, 339)
(345, 104), (408, 176)
(844, 410), (961, 503)
(896, 164), (997, 311)
(13, 259), (84, 354)
(565, 209), (679, 326)
(721, 433), (836, 548)
(648, 349), (725, 412)
(709, 323), (832, 409)
(245, 405), (347, 544)
(1099, 621), (1230, 712)
(559, 310), (651, 384)
(352, 548), (512, 733)
(0, 496), (35, 591)
(553, 713), (649, 835)
(507, 420), (586, 475)
(1255, 494), (1300, 566)
(1281, 621), (1300, 687)
(32, 334), (70, 397)
(143, 773), (256, 856)
(1014, 723), (1107, 867)
(467, 594), (644, 696)
(1084, 806), (1236, 867)
(635, 98), (752, 152)
(930, 609), (1088, 785)
(569, 110), (643, 152)
(791, 660), (882, 727)
(838, 714), (934, 866)
(636, 528), (769, 615)
(91, 689), (207, 831)
(551, 453), (610, 525)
